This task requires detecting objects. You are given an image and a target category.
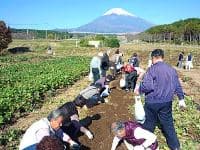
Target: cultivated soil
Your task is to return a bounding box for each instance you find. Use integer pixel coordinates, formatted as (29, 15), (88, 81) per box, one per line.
(79, 78), (134, 150)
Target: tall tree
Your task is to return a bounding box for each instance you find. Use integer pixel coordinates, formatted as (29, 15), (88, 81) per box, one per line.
(0, 21), (12, 53)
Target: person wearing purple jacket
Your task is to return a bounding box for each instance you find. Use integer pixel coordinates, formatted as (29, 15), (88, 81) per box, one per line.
(111, 121), (158, 150)
(134, 49), (186, 150)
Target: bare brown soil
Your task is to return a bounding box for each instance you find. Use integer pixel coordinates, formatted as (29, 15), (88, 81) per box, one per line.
(79, 79), (134, 150)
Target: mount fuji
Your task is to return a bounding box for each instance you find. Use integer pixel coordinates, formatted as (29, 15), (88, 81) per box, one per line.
(70, 8), (154, 34)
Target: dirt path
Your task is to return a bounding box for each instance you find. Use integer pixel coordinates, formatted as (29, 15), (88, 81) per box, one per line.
(176, 66), (200, 105)
(79, 80), (134, 150)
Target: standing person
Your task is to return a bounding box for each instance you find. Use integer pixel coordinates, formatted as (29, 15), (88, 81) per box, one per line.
(177, 52), (184, 68)
(185, 52), (193, 70)
(90, 52), (103, 83)
(101, 50), (110, 77)
(19, 110), (78, 150)
(134, 49), (186, 150)
(129, 53), (140, 67)
(110, 49), (123, 78)
(111, 121), (158, 150)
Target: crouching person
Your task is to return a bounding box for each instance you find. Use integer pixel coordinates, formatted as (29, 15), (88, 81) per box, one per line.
(58, 101), (94, 143)
(19, 109), (78, 150)
(111, 121), (159, 150)
(121, 64), (145, 92)
(75, 82), (106, 108)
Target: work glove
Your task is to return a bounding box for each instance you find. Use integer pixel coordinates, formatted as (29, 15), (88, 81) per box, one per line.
(69, 140), (80, 150)
(179, 99), (186, 108)
(134, 145), (145, 150)
(134, 84), (140, 95)
(85, 130), (94, 139)
(111, 136), (121, 150)
(70, 143), (81, 150)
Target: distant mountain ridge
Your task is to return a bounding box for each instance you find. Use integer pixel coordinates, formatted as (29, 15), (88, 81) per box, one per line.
(70, 8), (154, 34)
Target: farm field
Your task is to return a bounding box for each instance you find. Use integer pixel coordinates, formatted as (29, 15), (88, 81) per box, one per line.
(0, 40), (200, 150)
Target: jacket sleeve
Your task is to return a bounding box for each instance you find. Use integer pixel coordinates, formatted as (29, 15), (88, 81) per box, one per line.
(98, 57), (102, 75)
(174, 70), (184, 100)
(134, 127), (157, 148)
(139, 68), (154, 94)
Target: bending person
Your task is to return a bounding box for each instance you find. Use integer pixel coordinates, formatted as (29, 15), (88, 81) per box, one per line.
(111, 121), (158, 150)
(19, 110), (78, 150)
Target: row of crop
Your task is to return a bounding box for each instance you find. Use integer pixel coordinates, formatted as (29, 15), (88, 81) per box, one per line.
(0, 56), (90, 125)
(0, 55), (55, 64)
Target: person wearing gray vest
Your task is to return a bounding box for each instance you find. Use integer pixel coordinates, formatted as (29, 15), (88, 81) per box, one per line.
(19, 109), (78, 150)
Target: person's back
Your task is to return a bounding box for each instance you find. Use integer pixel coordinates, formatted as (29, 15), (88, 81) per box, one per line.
(101, 53), (109, 71)
(59, 102), (78, 119)
(187, 54), (192, 61)
(144, 61), (179, 103)
(19, 118), (51, 150)
(178, 53), (183, 61)
(90, 56), (101, 68)
(80, 85), (99, 100)
(130, 56), (139, 67)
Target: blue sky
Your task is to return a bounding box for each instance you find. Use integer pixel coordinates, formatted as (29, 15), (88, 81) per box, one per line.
(0, 0), (199, 29)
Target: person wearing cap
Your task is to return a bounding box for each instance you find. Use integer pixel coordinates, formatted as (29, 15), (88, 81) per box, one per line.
(90, 52), (103, 83)
(19, 109), (78, 150)
(74, 82), (106, 108)
(111, 121), (158, 150)
(134, 49), (186, 150)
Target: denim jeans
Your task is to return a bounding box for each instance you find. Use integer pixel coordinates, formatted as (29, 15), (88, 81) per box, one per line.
(142, 101), (180, 150)
(23, 144), (37, 150)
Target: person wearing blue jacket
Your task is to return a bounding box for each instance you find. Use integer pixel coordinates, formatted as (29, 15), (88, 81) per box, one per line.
(134, 49), (186, 150)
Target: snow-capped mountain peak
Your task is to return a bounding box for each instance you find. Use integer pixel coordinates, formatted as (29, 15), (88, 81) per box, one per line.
(103, 8), (136, 17)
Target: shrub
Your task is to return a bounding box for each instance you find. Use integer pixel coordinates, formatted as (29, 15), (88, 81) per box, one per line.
(0, 21), (12, 53)
(104, 37), (120, 48)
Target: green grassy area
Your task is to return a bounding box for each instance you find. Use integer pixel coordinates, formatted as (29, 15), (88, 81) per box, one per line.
(128, 96), (200, 150)
(0, 56), (90, 125)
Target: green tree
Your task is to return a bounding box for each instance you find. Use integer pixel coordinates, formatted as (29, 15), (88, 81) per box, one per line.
(79, 38), (89, 47)
(104, 37), (120, 48)
(0, 21), (12, 53)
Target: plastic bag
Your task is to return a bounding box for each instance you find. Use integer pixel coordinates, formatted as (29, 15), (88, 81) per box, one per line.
(116, 63), (122, 70)
(134, 96), (145, 124)
(120, 78), (125, 88)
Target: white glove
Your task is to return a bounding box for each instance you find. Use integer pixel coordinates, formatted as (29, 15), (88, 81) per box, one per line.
(179, 99), (186, 108)
(134, 84), (140, 95)
(85, 130), (94, 139)
(111, 136), (121, 150)
(134, 145), (145, 150)
(68, 140), (78, 146)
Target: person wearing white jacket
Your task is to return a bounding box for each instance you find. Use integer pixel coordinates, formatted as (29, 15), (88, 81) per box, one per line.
(19, 109), (78, 150)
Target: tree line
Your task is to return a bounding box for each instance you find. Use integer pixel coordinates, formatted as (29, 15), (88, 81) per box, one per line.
(11, 28), (72, 40)
(139, 18), (200, 44)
